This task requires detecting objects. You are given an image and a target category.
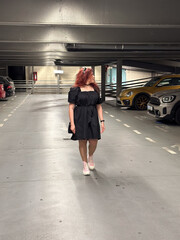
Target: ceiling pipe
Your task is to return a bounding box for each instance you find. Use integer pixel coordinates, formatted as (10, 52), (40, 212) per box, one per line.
(65, 43), (180, 52)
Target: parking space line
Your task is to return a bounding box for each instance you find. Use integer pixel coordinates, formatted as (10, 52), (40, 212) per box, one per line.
(145, 137), (156, 143)
(8, 114), (12, 117)
(155, 126), (168, 133)
(110, 114), (114, 117)
(135, 116), (143, 121)
(123, 124), (130, 128)
(4, 118), (8, 122)
(162, 147), (177, 155)
(116, 119), (121, 122)
(133, 130), (142, 135)
(0, 124), (4, 127)
(171, 144), (180, 151)
(104, 111), (109, 114)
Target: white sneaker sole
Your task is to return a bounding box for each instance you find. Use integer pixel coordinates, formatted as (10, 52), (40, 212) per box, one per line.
(88, 163), (95, 170)
(83, 170), (90, 176)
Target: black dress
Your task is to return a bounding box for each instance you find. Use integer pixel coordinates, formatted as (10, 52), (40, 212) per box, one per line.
(68, 86), (102, 141)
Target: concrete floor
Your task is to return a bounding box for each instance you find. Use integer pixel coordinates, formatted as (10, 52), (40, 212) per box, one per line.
(0, 93), (180, 240)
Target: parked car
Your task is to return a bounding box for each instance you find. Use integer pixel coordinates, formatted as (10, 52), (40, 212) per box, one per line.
(147, 89), (180, 124)
(0, 76), (15, 97)
(0, 84), (6, 99)
(117, 74), (180, 110)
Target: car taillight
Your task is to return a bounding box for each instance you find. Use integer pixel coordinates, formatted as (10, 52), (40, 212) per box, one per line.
(7, 86), (12, 89)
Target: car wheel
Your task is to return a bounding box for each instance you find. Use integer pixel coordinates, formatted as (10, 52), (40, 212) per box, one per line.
(134, 94), (150, 110)
(175, 108), (180, 125)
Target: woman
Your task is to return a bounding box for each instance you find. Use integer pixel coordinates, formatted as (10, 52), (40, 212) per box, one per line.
(68, 67), (105, 176)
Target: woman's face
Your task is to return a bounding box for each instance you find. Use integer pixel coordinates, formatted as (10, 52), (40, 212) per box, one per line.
(86, 74), (95, 84)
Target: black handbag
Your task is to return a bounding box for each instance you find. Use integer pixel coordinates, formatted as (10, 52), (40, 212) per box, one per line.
(68, 122), (73, 134)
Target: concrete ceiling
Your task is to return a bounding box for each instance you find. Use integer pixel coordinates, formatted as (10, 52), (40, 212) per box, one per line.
(1, 0), (180, 70)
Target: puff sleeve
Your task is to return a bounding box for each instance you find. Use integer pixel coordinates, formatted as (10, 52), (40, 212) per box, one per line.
(68, 87), (79, 104)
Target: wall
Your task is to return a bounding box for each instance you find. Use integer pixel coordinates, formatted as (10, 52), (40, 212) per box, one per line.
(25, 66), (102, 93)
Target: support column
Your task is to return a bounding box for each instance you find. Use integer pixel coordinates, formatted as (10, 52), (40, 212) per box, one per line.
(91, 66), (95, 75)
(31, 66), (34, 94)
(116, 59), (122, 105)
(101, 65), (106, 102)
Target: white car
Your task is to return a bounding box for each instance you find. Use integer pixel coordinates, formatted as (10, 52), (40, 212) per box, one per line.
(147, 89), (180, 124)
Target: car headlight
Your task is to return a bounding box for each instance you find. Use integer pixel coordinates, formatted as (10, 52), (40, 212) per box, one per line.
(162, 95), (176, 103)
(125, 91), (133, 97)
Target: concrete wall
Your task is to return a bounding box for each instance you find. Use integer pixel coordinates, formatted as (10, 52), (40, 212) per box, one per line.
(25, 65), (101, 85)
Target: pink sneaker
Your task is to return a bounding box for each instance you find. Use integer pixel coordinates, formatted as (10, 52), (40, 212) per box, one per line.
(88, 155), (95, 170)
(83, 161), (90, 176)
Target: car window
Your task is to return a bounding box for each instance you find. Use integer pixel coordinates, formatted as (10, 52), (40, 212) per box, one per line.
(156, 77), (180, 87)
(171, 77), (180, 85)
(144, 76), (161, 87)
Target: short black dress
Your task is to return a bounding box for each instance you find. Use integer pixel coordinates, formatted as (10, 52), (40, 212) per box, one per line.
(68, 86), (103, 141)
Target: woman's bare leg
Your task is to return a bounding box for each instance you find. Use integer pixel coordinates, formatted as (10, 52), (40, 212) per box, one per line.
(79, 140), (88, 162)
(88, 139), (98, 158)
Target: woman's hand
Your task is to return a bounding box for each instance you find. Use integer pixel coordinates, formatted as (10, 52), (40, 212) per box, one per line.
(70, 123), (76, 134)
(100, 122), (105, 133)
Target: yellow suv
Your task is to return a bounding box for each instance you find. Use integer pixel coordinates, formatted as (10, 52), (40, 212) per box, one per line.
(117, 74), (180, 110)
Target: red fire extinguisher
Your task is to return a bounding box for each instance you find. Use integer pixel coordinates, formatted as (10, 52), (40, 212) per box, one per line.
(33, 72), (37, 81)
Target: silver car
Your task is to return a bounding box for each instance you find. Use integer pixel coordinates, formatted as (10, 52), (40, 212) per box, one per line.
(147, 89), (180, 125)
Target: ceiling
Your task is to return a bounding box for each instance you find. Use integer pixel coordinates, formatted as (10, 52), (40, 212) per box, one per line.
(1, 0), (180, 71)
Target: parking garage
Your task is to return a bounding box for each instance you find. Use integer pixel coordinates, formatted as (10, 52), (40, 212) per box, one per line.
(1, 1), (180, 240)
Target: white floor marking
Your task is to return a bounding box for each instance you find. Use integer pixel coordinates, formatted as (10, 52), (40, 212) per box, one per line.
(110, 115), (114, 117)
(155, 126), (168, 133)
(0, 124), (4, 127)
(145, 137), (156, 143)
(104, 111), (108, 114)
(135, 116), (143, 121)
(116, 119), (121, 122)
(171, 144), (180, 151)
(162, 147), (177, 155)
(4, 119), (8, 122)
(15, 96), (17, 97)
(123, 124), (130, 128)
(8, 114), (12, 117)
(133, 130), (142, 134)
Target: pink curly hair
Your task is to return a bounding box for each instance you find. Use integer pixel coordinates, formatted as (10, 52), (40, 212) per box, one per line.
(73, 67), (100, 93)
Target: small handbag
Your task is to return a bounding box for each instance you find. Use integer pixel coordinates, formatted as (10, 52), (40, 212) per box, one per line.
(68, 122), (73, 134)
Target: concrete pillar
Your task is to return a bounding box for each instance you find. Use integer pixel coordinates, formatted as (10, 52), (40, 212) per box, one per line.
(91, 66), (95, 75)
(101, 65), (106, 102)
(116, 59), (122, 103)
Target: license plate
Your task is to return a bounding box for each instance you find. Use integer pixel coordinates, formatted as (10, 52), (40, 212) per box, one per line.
(147, 105), (153, 111)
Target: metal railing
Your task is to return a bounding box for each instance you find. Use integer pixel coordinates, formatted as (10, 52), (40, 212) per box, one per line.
(13, 80), (102, 94)
(13, 77), (152, 97)
(13, 80), (75, 94)
(105, 77), (153, 98)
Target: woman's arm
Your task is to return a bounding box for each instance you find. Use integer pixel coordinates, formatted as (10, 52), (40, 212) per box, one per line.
(69, 103), (76, 133)
(97, 104), (105, 133)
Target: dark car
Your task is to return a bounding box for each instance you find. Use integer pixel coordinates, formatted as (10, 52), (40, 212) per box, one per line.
(4, 76), (15, 94)
(0, 76), (15, 97)
(0, 84), (6, 99)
